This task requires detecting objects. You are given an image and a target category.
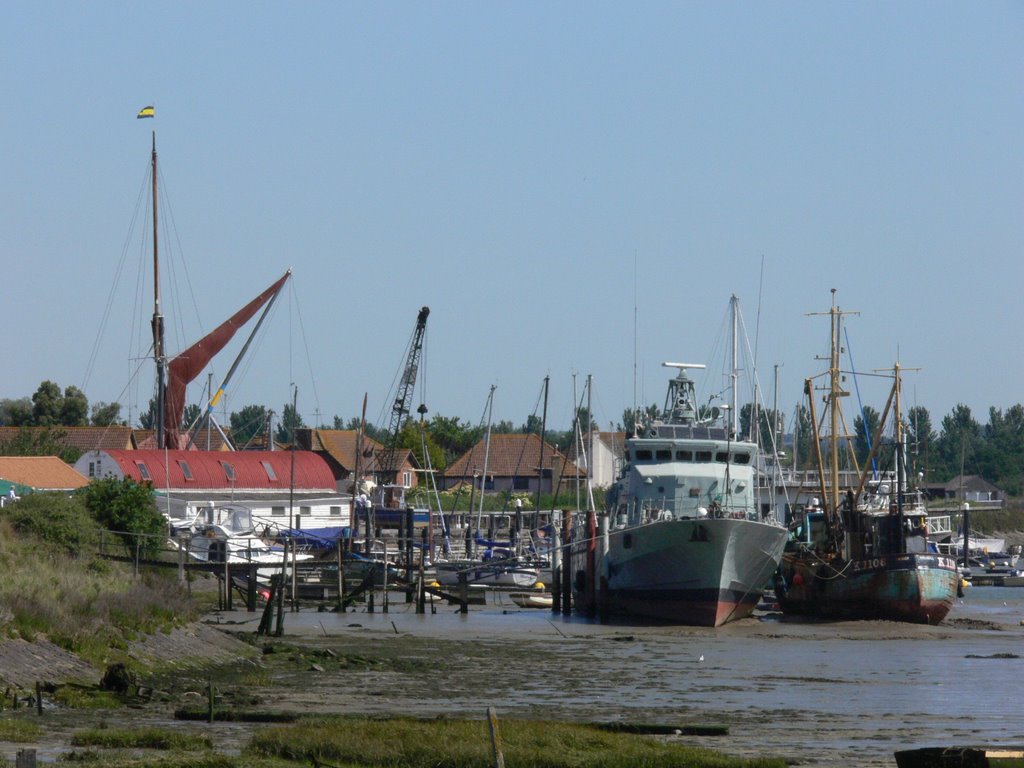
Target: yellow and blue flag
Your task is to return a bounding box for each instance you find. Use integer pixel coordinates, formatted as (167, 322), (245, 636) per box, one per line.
(137, 106), (155, 119)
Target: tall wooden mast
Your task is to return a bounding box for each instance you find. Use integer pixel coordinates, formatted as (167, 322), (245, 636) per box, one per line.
(150, 131), (167, 448)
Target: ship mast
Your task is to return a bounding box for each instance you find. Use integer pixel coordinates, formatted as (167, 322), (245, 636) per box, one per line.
(828, 291), (841, 515)
(807, 289), (858, 517)
(150, 131), (167, 448)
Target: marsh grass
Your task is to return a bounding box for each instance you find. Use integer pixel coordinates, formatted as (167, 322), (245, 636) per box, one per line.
(53, 752), (290, 767)
(0, 495), (199, 668)
(0, 717), (41, 742)
(247, 715), (788, 768)
(70, 726), (213, 750)
(53, 685), (122, 709)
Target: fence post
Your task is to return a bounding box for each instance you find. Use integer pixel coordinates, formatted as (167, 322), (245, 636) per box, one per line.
(486, 707), (505, 768)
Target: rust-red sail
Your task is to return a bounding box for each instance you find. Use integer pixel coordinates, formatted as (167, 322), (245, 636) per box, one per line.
(162, 271), (290, 448)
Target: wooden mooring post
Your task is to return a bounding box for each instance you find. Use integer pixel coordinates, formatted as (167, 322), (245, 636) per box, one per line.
(551, 512), (561, 613)
(583, 509), (597, 617)
(560, 510), (573, 616)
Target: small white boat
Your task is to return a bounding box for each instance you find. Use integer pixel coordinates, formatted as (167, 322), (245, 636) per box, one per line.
(509, 589), (553, 609)
(435, 558), (540, 588)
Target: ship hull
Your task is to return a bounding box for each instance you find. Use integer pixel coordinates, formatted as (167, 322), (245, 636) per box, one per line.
(773, 552), (958, 625)
(602, 517), (788, 627)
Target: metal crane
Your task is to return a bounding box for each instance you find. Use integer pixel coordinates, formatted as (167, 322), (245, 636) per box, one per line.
(376, 306), (430, 485)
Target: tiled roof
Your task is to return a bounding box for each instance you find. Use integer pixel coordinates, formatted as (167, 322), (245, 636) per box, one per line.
(443, 433), (584, 479)
(296, 429), (384, 472)
(0, 456), (89, 490)
(0, 425), (133, 452)
(131, 428), (235, 451)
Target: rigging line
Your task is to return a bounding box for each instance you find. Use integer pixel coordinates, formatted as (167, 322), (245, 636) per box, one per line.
(843, 325), (877, 478)
(288, 276), (321, 424)
(445, 387), (497, 516)
(753, 255), (765, 368)
(160, 167), (206, 342)
(82, 166), (150, 393)
(131, 196), (151, 425)
(153, 165), (187, 355)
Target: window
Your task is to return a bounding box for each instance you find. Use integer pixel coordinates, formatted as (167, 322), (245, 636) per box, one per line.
(177, 460), (193, 481)
(513, 477), (529, 491)
(695, 451), (712, 462)
(271, 506), (285, 517)
(733, 452), (751, 465)
(220, 461), (235, 482)
(715, 452), (728, 462)
(330, 506), (342, 516)
(635, 449), (653, 461)
(135, 462), (151, 481)
(261, 461), (277, 481)
(402, 471), (412, 488)
(656, 449), (672, 460)
(88, 462), (95, 478)
(299, 506), (311, 517)
(676, 450), (692, 461)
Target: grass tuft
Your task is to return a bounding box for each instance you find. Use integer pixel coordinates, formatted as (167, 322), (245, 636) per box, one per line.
(246, 715), (788, 768)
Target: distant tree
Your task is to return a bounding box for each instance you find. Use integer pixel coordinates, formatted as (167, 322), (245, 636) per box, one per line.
(934, 404), (982, 482)
(791, 404), (813, 471)
(181, 403), (202, 430)
(520, 414), (543, 435)
(0, 426), (79, 463)
(979, 404), (1024, 495)
(275, 403), (306, 444)
(230, 404), (270, 447)
(398, 420), (446, 473)
(0, 397), (32, 426)
(60, 385), (89, 426)
(491, 420), (516, 434)
(905, 406), (934, 481)
(622, 404), (659, 437)
(80, 476), (164, 558)
(427, 414), (480, 464)
(31, 380), (64, 426)
(90, 401), (123, 426)
(138, 396), (157, 429)
(739, 404), (784, 452)
(853, 405), (883, 469)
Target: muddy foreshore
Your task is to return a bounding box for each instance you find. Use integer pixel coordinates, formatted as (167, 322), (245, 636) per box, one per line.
(3, 588), (1024, 766)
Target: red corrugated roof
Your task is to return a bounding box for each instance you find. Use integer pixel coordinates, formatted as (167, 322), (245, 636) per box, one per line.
(100, 450), (336, 491)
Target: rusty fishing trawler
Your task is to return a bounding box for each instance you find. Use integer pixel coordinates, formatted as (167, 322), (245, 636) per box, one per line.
(772, 291), (958, 624)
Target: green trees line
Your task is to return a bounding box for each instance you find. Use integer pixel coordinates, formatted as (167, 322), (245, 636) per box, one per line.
(2, 379), (1022, 494)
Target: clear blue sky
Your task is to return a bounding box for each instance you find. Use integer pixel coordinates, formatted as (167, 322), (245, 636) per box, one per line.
(2, 2), (1022, 434)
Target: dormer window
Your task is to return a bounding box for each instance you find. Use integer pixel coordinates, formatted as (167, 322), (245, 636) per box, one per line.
(220, 461), (236, 482)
